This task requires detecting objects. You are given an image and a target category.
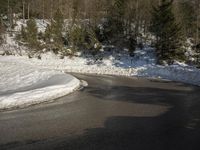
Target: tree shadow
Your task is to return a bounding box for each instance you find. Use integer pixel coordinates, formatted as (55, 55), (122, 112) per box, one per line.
(49, 111), (200, 150)
(49, 85), (199, 150)
(78, 116), (200, 150)
(39, 85), (199, 150)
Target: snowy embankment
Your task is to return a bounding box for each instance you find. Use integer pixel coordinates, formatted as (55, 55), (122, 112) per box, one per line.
(136, 65), (200, 86)
(0, 59), (80, 110)
(1, 46), (200, 87)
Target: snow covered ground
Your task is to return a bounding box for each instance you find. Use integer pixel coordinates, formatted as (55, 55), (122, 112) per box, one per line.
(0, 59), (80, 110)
(1, 45), (200, 88)
(0, 31), (200, 88)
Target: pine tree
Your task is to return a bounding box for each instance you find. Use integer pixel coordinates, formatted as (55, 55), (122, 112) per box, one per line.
(44, 24), (52, 43)
(86, 28), (101, 53)
(0, 18), (4, 45)
(150, 0), (184, 64)
(177, 1), (196, 38)
(0, 0), (7, 14)
(0, 18), (3, 33)
(104, 0), (126, 39)
(20, 24), (26, 41)
(114, 0), (125, 18)
(113, 0), (125, 33)
(68, 25), (86, 52)
(25, 18), (38, 48)
(51, 8), (64, 45)
(115, 0), (126, 34)
(44, 8), (64, 53)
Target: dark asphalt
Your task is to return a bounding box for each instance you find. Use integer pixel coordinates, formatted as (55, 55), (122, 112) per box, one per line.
(0, 74), (200, 150)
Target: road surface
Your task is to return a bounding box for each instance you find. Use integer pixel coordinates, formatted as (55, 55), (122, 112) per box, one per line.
(0, 74), (200, 150)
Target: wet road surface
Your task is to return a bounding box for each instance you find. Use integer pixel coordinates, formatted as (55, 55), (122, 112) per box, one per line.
(0, 74), (200, 150)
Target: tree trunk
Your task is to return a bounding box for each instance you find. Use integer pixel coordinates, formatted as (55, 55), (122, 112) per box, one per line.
(196, 2), (200, 45)
(23, 0), (25, 22)
(28, 2), (30, 20)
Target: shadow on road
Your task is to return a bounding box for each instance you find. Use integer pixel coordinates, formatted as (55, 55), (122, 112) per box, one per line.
(47, 114), (200, 150)
(1, 75), (200, 150)
(52, 86), (200, 150)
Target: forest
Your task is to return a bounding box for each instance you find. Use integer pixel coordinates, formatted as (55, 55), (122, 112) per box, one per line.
(0, 0), (200, 65)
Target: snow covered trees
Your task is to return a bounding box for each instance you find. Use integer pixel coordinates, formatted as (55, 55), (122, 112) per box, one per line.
(150, 0), (185, 64)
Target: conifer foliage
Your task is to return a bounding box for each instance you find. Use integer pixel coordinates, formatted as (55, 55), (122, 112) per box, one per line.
(150, 0), (184, 64)
(19, 18), (39, 52)
(44, 9), (65, 53)
(26, 18), (38, 47)
(105, 0), (126, 38)
(0, 19), (4, 45)
(51, 9), (64, 46)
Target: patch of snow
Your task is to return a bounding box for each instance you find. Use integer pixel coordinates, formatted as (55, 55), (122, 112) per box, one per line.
(0, 33), (27, 56)
(14, 19), (49, 32)
(173, 61), (188, 67)
(0, 59), (80, 110)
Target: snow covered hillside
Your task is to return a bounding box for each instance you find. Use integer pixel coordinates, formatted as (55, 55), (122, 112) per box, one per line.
(0, 58), (80, 110)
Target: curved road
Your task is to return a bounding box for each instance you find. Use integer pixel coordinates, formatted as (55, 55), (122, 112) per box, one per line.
(0, 74), (200, 150)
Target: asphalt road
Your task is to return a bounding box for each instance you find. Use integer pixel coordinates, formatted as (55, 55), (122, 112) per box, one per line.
(0, 74), (200, 150)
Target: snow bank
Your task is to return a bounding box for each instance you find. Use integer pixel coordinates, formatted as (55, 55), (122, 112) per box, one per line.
(1, 31), (200, 89)
(1, 46), (200, 88)
(32, 47), (200, 86)
(134, 65), (200, 86)
(0, 59), (80, 110)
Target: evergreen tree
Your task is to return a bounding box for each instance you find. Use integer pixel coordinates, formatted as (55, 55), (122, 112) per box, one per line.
(26, 18), (38, 46)
(114, 0), (126, 18)
(0, 18), (4, 45)
(44, 24), (52, 43)
(85, 28), (101, 53)
(0, 18), (3, 33)
(150, 0), (184, 64)
(0, 0), (7, 14)
(51, 8), (64, 46)
(19, 24), (26, 41)
(44, 8), (64, 53)
(177, 1), (196, 38)
(113, 0), (125, 34)
(104, 0), (126, 40)
(68, 25), (86, 52)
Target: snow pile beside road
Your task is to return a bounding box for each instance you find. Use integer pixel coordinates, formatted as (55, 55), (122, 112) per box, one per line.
(135, 65), (200, 86)
(0, 60), (80, 110)
(29, 47), (200, 86)
(1, 46), (200, 87)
